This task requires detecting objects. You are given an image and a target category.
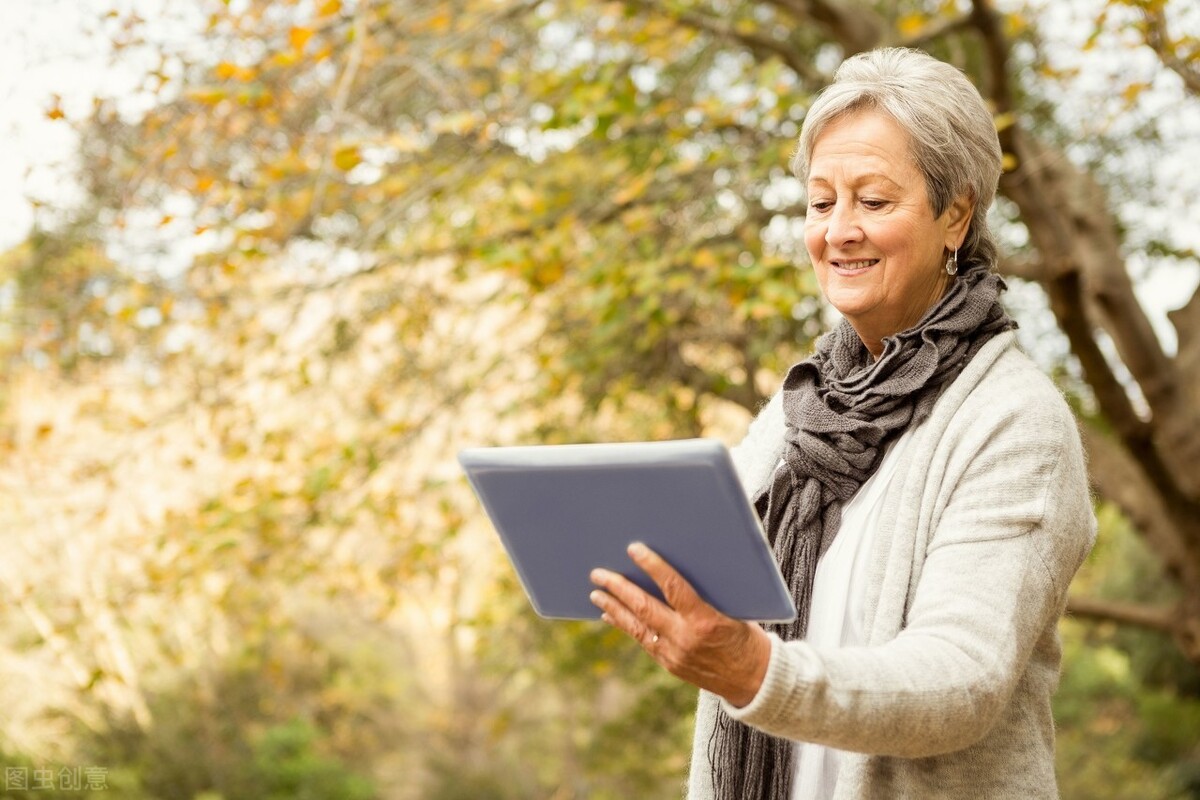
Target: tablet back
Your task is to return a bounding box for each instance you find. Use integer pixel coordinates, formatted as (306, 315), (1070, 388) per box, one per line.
(458, 439), (796, 622)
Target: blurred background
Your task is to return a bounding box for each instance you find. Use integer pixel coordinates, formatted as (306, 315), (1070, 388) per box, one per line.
(1, 0), (1199, 798)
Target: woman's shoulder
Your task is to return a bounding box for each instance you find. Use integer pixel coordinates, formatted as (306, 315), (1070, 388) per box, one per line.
(968, 338), (1076, 426)
(922, 333), (1084, 471)
(937, 332), (1075, 429)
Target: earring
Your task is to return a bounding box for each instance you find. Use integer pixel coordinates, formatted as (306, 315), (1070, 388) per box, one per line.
(944, 247), (958, 276)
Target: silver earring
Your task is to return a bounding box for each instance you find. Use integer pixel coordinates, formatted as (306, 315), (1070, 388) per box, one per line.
(945, 247), (958, 276)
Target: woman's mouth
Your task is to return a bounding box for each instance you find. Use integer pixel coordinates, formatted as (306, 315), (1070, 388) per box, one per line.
(831, 259), (879, 274)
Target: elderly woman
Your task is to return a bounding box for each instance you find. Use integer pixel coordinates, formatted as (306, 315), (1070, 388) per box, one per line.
(588, 47), (1095, 799)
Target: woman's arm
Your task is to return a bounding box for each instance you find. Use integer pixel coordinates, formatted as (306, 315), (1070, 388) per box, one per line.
(717, 384), (1095, 756)
(593, 374), (1094, 756)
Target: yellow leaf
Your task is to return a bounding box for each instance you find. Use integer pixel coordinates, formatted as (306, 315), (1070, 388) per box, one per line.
(431, 111), (477, 135)
(236, 87), (271, 107)
(1001, 152), (1019, 172)
(426, 10), (451, 33)
(159, 215), (174, 227)
(897, 13), (925, 37)
(215, 61), (256, 82)
(317, 0), (341, 16)
(533, 260), (564, 287)
(511, 181), (536, 211)
(613, 173), (651, 205)
(388, 132), (425, 153)
(45, 94), (65, 120)
(270, 51), (300, 68)
(1004, 12), (1029, 37)
(333, 144), (362, 171)
(1121, 81), (1152, 104)
(993, 112), (1016, 132)
(186, 86), (228, 105)
(290, 26), (314, 53)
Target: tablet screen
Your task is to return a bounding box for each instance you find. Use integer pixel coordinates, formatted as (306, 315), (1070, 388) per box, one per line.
(459, 439), (796, 622)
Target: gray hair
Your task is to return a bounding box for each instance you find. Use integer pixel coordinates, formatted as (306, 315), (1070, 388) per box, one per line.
(791, 47), (1003, 269)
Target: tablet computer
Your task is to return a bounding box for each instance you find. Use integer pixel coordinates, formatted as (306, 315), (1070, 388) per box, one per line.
(458, 439), (796, 622)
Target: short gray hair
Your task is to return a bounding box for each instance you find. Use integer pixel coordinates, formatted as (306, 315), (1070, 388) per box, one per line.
(791, 47), (1003, 269)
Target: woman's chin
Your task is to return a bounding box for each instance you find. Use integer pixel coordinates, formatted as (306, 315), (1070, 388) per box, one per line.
(824, 290), (878, 323)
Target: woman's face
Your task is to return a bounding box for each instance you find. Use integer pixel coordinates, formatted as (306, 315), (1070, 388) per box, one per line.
(803, 110), (972, 356)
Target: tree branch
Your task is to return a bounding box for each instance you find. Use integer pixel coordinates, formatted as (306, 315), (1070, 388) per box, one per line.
(623, 0), (830, 87)
(1166, 283), (1200, 362)
(1045, 273), (1200, 545)
(1044, 271), (1150, 443)
(1141, 6), (1200, 97)
(900, 12), (973, 50)
(294, 0), (369, 238)
(1080, 421), (1193, 588)
(1167, 285), (1200, 382)
(767, 0), (884, 54)
(995, 253), (1045, 283)
(968, 0), (1015, 115)
(1066, 595), (1177, 633)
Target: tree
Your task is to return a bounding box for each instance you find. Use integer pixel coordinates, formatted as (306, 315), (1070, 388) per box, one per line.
(64, 0), (1199, 658)
(3, 0), (1200, 794)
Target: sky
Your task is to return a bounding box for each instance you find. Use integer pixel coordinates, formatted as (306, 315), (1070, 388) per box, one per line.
(0, 1), (98, 251)
(0, 0), (177, 252)
(1, 0), (1197, 353)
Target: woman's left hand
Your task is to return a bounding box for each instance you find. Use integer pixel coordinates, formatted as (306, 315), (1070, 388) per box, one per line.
(590, 541), (773, 708)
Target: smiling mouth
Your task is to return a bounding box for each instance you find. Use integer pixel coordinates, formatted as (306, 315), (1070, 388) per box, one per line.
(831, 259), (880, 272)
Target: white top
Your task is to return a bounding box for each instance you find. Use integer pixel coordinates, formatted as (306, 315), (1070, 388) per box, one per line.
(789, 428), (915, 800)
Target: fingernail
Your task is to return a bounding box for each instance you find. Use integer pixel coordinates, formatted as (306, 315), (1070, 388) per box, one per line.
(628, 542), (647, 558)
(590, 568), (606, 583)
(589, 590), (604, 605)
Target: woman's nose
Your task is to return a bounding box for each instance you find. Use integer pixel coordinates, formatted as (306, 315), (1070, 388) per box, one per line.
(825, 203), (864, 245)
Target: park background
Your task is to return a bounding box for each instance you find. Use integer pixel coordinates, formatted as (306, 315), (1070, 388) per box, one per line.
(2, 0), (1199, 797)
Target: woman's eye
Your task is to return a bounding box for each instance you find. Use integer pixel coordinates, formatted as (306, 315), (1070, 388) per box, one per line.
(809, 200), (833, 212)
(861, 199), (888, 210)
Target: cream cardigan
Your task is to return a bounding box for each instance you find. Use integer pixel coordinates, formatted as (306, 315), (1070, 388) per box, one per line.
(686, 331), (1096, 799)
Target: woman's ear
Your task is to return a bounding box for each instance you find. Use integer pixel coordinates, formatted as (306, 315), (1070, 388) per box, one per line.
(943, 193), (974, 250)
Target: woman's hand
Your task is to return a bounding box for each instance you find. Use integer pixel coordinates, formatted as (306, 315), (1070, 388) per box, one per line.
(589, 542), (773, 708)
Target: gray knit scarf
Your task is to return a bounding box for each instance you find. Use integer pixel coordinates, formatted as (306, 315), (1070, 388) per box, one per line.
(709, 262), (1016, 799)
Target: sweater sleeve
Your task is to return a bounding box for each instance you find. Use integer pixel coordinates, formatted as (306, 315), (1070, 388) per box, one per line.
(719, 373), (1096, 757)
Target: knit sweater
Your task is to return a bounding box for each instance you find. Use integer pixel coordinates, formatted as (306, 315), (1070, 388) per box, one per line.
(686, 331), (1096, 799)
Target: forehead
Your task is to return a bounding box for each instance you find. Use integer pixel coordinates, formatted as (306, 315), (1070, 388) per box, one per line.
(807, 110), (919, 185)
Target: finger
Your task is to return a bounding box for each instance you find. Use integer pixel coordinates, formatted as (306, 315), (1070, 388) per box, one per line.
(626, 542), (707, 615)
(590, 588), (660, 649)
(590, 568), (672, 637)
